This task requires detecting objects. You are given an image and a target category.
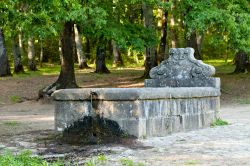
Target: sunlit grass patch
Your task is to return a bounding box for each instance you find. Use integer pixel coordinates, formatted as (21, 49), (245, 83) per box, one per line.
(84, 154), (108, 166)
(237, 98), (250, 104)
(211, 118), (229, 127)
(38, 64), (61, 75)
(204, 59), (235, 74)
(3, 121), (19, 127)
(184, 160), (200, 165)
(120, 158), (145, 166)
(11, 64), (60, 78)
(9, 95), (22, 103)
(0, 150), (62, 166)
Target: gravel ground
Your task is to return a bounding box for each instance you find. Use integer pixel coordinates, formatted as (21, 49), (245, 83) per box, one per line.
(0, 102), (250, 166)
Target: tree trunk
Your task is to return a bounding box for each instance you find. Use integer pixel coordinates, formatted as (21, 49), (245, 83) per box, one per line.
(74, 24), (89, 69)
(186, 32), (202, 60)
(39, 40), (43, 67)
(170, 14), (178, 48)
(28, 37), (37, 70)
(12, 35), (24, 73)
(158, 1), (168, 62)
(196, 34), (203, 59)
(112, 40), (123, 67)
(85, 37), (91, 59)
(95, 41), (110, 74)
(56, 22), (78, 88)
(142, 3), (158, 78)
(39, 22), (78, 98)
(0, 28), (11, 77)
(234, 51), (249, 73)
(19, 33), (24, 58)
(58, 38), (63, 64)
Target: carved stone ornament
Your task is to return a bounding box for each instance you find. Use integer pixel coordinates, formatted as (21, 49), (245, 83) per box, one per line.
(145, 48), (220, 88)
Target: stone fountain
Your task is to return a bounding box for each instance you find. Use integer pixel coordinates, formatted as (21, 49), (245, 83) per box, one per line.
(53, 48), (220, 138)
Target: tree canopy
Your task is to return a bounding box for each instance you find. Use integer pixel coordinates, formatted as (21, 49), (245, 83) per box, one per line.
(0, 0), (250, 82)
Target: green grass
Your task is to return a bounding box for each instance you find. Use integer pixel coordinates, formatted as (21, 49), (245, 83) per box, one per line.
(3, 121), (19, 127)
(9, 95), (22, 103)
(237, 98), (250, 104)
(211, 118), (229, 127)
(120, 158), (145, 166)
(0, 150), (62, 166)
(204, 59), (235, 74)
(84, 154), (108, 166)
(83, 156), (145, 166)
(184, 160), (200, 165)
(12, 64), (61, 78)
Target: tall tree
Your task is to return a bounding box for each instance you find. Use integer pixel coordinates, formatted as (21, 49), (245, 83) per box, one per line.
(39, 39), (44, 67)
(170, 0), (178, 48)
(56, 22), (78, 89)
(142, 2), (158, 78)
(40, 22), (78, 97)
(27, 37), (37, 70)
(95, 38), (110, 73)
(0, 29), (11, 77)
(234, 51), (249, 73)
(12, 35), (24, 73)
(112, 40), (123, 67)
(74, 24), (89, 69)
(158, 0), (169, 61)
(186, 32), (202, 60)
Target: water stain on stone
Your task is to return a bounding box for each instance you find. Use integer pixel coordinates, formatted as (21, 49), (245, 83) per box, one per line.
(62, 115), (135, 145)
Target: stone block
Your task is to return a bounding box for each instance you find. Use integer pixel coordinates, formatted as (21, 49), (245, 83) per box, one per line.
(55, 101), (91, 131)
(117, 118), (146, 138)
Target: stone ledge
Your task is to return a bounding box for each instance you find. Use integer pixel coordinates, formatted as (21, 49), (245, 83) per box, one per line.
(52, 87), (221, 101)
(145, 77), (220, 88)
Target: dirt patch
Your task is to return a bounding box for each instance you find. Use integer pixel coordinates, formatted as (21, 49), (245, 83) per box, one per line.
(218, 73), (250, 105)
(0, 101), (54, 136)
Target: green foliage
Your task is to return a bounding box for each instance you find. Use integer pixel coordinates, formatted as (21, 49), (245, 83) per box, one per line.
(3, 121), (18, 127)
(211, 118), (229, 127)
(237, 98), (250, 104)
(84, 154), (108, 166)
(120, 158), (144, 166)
(182, 0), (250, 53)
(83, 156), (145, 166)
(184, 160), (200, 165)
(0, 150), (62, 166)
(204, 59), (235, 74)
(9, 95), (22, 103)
(1, 0), (250, 75)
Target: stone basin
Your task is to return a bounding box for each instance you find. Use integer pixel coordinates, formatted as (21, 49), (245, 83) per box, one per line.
(53, 48), (221, 139)
(53, 87), (220, 138)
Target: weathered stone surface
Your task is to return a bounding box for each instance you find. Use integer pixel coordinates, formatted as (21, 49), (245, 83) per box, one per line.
(145, 48), (220, 88)
(54, 88), (220, 138)
(52, 87), (220, 101)
(55, 101), (91, 131)
(53, 47), (221, 139)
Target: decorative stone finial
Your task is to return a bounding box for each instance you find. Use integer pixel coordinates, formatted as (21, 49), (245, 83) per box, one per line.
(145, 48), (220, 88)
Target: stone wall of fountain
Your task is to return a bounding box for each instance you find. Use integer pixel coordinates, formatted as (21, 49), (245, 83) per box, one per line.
(53, 48), (221, 138)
